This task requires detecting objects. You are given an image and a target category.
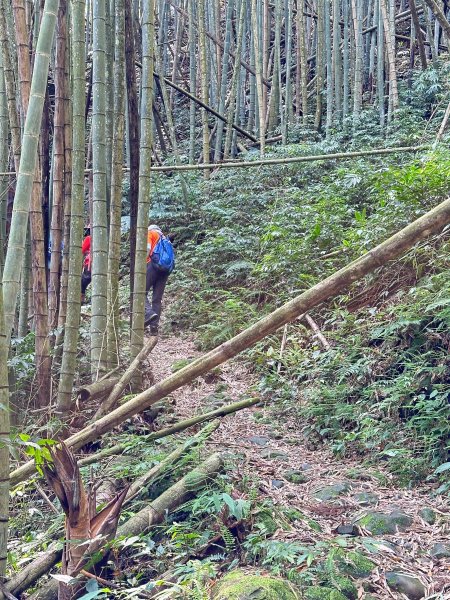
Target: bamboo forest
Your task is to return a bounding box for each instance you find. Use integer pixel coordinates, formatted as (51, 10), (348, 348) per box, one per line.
(1, 0), (450, 596)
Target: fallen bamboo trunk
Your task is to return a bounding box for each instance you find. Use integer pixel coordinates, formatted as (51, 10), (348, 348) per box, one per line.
(77, 377), (120, 402)
(147, 145), (427, 173)
(0, 146), (431, 178)
(125, 420), (220, 503)
(23, 454), (224, 600)
(5, 545), (62, 598)
(10, 196), (450, 487)
(77, 397), (258, 469)
(95, 337), (158, 418)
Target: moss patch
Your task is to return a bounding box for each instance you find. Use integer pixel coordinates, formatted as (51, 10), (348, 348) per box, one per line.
(332, 576), (358, 599)
(304, 587), (347, 600)
(336, 550), (376, 579)
(212, 571), (298, 600)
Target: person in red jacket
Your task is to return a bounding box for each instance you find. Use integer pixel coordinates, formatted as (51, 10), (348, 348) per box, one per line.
(81, 226), (91, 304)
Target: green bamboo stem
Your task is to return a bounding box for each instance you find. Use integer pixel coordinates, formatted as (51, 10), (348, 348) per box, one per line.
(56, 0), (86, 413)
(0, 0), (21, 174)
(107, 0), (125, 369)
(0, 279), (10, 578)
(48, 0), (67, 333)
(2, 0), (58, 346)
(91, 0), (108, 376)
(224, 0), (246, 158)
(0, 51), (7, 272)
(130, 0), (156, 367)
(125, 420), (220, 503)
(147, 145), (427, 172)
(198, 0), (211, 174)
(0, 145), (430, 178)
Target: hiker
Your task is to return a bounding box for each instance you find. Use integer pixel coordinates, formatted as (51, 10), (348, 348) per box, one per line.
(145, 224), (175, 334)
(81, 226), (91, 304)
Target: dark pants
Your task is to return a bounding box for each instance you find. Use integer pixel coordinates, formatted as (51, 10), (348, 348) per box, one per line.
(81, 269), (91, 294)
(145, 262), (169, 329)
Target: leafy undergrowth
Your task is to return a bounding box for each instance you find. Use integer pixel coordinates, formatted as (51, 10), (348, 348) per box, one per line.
(263, 240), (450, 485)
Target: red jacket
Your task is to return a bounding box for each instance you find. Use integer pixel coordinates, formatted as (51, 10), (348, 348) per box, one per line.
(82, 235), (91, 270)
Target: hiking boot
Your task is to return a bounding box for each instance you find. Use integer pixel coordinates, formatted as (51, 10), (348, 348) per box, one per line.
(149, 325), (158, 336)
(144, 309), (158, 327)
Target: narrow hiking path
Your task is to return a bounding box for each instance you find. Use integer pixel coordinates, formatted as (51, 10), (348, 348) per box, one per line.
(145, 329), (450, 599)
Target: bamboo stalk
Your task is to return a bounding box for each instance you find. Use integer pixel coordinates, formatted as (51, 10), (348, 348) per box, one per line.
(422, 0), (450, 39)
(69, 397), (260, 469)
(125, 420), (220, 503)
(2, 0), (58, 346)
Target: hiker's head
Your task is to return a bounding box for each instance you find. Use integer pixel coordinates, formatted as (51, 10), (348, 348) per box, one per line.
(148, 224), (163, 235)
(84, 224), (91, 236)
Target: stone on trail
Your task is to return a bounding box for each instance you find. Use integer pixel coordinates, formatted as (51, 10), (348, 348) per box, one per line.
(284, 469), (309, 484)
(336, 523), (359, 536)
(271, 479), (285, 489)
(355, 509), (412, 535)
(211, 571), (298, 600)
(385, 572), (426, 600)
(430, 542), (450, 559)
(334, 550), (376, 578)
(419, 507), (436, 525)
(248, 435), (270, 447)
(260, 448), (288, 461)
(313, 481), (351, 501)
(352, 491), (379, 506)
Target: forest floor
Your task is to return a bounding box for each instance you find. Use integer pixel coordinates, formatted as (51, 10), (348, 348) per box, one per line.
(144, 326), (450, 600)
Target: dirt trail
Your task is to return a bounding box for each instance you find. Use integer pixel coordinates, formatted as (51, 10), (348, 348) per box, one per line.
(146, 330), (450, 599)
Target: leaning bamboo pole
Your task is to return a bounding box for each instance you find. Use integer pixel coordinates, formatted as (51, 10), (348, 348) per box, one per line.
(80, 396), (260, 468)
(10, 193), (450, 487)
(153, 73), (257, 142)
(422, 0), (450, 39)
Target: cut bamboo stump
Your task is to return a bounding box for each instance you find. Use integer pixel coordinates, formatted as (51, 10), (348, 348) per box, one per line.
(77, 377), (120, 402)
(21, 454), (224, 600)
